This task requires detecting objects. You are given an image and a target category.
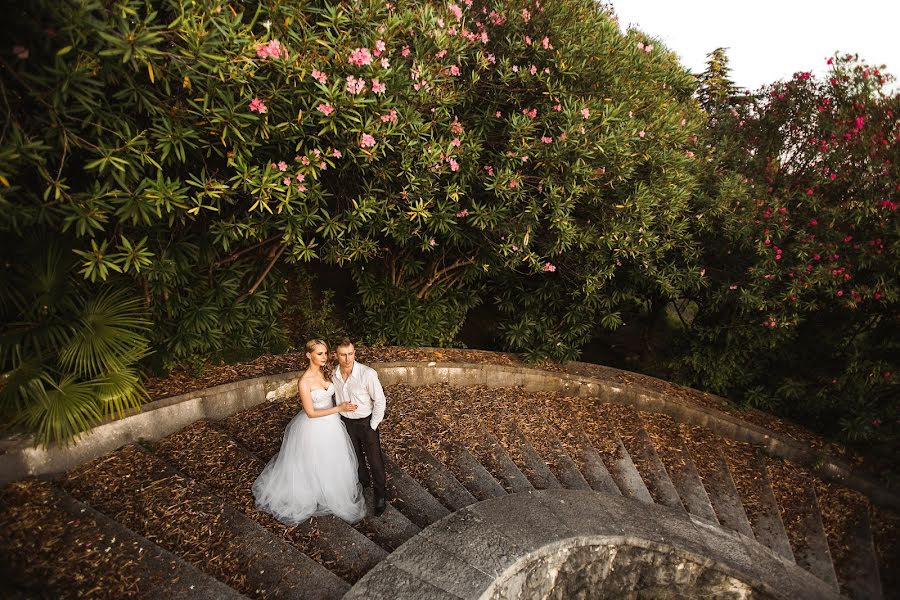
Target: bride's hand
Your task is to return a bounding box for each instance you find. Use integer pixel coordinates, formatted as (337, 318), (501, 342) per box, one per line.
(340, 402), (357, 412)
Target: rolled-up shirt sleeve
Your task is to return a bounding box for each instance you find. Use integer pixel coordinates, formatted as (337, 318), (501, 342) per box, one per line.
(367, 369), (386, 430)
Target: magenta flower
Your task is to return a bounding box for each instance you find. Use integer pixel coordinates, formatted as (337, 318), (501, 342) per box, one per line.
(449, 65), (460, 76)
(448, 158), (459, 171)
(248, 97), (267, 113)
(542, 262), (556, 273)
(317, 103), (335, 116)
(348, 47), (373, 66)
(360, 133), (376, 148)
(374, 39), (387, 56)
(553, 104), (562, 111)
(282, 177), (292, 185)
(541, 136), (553, 144)
(277, 161), (288, 171)
(401, 45), (410, 57)
(371, 78), (386, 94)
(296, 173), (305, 182)
(380, 109), (398, 124)
(451, 138), (461, 147)
(449, 3), (463, 21)
(297, 184), (306, 192)
(456, 209), (469, 217)
(311, 69), (327, 84)
(522, 108), (537, 119)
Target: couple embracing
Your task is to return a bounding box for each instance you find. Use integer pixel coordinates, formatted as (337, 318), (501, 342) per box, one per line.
(252, 337), (387, 524)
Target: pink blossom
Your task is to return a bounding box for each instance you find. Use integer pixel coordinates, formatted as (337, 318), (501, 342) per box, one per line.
(296, 173), (306, 182)
(541, 36), (552, 50)
(456, 209), (469, 217)
(371, 78), (386, 94)
(511, 245), (519, 251)
(525, 35), (532, 45)
(380, 109), (398, 123)
(256, 39), (286, 59)
(248, 97), (267, 113)
(317, 103), (335, 116)
(345, 75), (366, 95)
(636, 42), (645, 51)
(348, 47), (373, 66)
(484, 165), (494, 176)
(448, 3), (463, 21)
(638, 130), (645, 138)
(374, 39), (387, 56)
(448, 158), (459, 171)
(495, 111), (502, 118)
(429, 239), (437, 247)
(508, 180), (519, 189)
(581, 108), (590, 119)
(380, 57), (390, 68)
(435, 49), (448, 59)
(521, 8), (531, 22)
(553, 104), (562, 111)
(542, 262), (556, 273)
(449, 65), (460, 76)
(540, 136), (553, 144)
(12, 45), (28, 60)
(301, 156), (311, 166)
(837, 290), (844, 297)
(558, 133), (567, 140)
(529, 64), (537, 75)
(297, 184), (306, 192)
(451, 138), (461, 147)
(276, 161), (288, 171)
(644, 44), (653, 53)
(450, 117), (464, 135)
(360, 133), (376, 148)
(283, 177), (292, 185)
(311, 69), (327, 84)
(684, 150), (695, 159)
(511, 65), (519, 72)
(522, 108), (537, 119)
(401, 45), (410, 57)
(486, 53), (496, 64)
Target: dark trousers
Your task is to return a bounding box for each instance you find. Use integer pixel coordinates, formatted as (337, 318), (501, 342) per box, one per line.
(342, 416), (386, 498)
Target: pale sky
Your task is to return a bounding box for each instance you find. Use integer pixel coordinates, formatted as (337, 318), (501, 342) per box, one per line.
(612, 1), (900, 93)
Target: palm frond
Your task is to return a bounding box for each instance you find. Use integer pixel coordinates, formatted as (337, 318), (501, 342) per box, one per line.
(14, 373), (102, 447)
(91, 367), (148, 419)
(58, 288), (151, 377)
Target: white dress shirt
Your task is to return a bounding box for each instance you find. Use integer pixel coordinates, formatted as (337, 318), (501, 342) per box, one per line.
(333, 361), (386, 430)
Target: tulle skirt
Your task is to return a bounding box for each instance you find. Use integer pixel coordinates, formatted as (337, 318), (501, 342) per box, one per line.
(252, 411), (366, 525)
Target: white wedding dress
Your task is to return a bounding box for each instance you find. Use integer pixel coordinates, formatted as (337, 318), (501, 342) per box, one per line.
(252, 384), (366, 524)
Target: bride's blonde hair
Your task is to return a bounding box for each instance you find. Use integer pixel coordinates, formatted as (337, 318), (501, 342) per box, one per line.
(304, 338), (329, 374)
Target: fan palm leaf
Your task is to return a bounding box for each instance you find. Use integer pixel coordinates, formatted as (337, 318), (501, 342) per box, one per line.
(13, 373), (102, 447)
(58, 288), (151, 378)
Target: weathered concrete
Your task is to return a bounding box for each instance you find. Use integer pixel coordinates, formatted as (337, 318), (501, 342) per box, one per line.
(346, 489), (844, 600)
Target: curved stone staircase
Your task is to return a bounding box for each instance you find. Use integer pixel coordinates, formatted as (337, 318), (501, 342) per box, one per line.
(1, 362), (896, 599)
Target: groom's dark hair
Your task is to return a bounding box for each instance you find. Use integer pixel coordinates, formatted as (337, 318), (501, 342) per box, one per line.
(335, 336), (354, 350)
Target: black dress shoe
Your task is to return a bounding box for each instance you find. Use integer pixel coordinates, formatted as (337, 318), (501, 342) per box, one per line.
(374, 495), (386, 516)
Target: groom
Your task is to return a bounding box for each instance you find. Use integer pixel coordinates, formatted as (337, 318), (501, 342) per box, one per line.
(333, 337), (387, 516)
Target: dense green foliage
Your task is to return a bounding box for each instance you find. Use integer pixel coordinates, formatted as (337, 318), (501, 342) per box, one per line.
(673, 53), (898, 444)
(1, 0), (895, 450)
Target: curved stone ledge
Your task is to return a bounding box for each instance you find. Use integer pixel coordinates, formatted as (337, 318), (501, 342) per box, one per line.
(343, 489), (842, 600)
(2, 359), (897, 513)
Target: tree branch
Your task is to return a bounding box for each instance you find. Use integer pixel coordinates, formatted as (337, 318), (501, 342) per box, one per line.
(235, 243), (287, 304)
(416, 257), (475, 300)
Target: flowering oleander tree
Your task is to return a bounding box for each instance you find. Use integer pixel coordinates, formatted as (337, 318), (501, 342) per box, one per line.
(673, 54), (898, 444)
(1, 0), (712, 440)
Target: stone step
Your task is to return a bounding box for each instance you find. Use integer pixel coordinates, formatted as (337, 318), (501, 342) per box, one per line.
(443, 441), (507, 501)
(354, 487), (423, 552)
(507, 423), (561, 490)
(842, 505), (883, 600)
(746, 452), (795, 563)
(62, 445), (355, 597)
(609, 405), (683, 510)
(681, 425), (755, 538)
(162, 420), (404, 562)
(385, 456), (450, 529)
(786, 478), (840, 591)
(541, 434), (592, 491)
(0, 479), (247, 600)
(404, 445), (476, 511)
(640, 411), (719, 524)
(475, 431), (534, 494)
(568, 426), (621, 496)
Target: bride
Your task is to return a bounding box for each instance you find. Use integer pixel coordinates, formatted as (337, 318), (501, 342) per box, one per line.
(253, 339), (366, 524)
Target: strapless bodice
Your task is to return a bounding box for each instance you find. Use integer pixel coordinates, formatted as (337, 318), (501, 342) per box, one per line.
(311, 384), (336, 410)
